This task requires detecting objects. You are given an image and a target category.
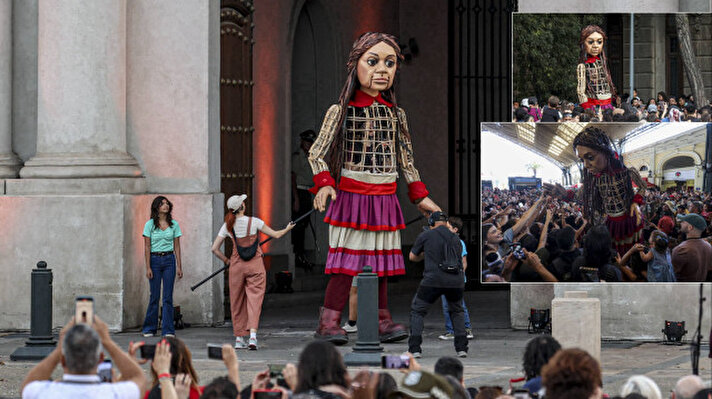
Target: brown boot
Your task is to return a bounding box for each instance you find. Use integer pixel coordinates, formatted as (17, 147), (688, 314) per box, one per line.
(314, 306), (348, 345)
(378, 309), (408, 343)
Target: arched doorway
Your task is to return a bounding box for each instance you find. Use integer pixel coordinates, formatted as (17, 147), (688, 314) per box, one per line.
(290, 1), (338, 271)
(291, 0), (338, 148)
(662, 155), (695, 191)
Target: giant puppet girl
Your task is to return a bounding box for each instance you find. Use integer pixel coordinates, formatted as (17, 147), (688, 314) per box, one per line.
(548, 126), (645, 256)
(307, 32), (440, 345)
(577, 25), (616, 111)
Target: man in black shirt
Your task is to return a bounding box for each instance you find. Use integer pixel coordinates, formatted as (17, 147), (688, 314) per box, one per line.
(408, 212), (468, 358)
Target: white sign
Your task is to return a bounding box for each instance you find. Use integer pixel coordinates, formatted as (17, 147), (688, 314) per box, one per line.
(663, 168), (695, 181)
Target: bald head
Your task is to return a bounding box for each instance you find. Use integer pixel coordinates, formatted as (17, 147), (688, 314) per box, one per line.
(673, 375), (705, 399)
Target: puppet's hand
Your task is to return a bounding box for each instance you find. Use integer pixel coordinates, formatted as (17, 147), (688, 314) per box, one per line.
(314, 186), (336, 212)
(416, 197), (441, 217)
(543, 183), (566, 198)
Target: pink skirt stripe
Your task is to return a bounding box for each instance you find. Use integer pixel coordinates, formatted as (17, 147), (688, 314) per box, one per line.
(325, 251), (405, 277)
(325, 191), (405, 231)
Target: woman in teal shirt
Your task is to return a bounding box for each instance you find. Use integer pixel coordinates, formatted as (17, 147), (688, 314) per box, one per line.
(141, 196), (183, 337)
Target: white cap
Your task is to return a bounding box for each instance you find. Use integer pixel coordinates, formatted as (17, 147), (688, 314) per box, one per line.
(227, 194), (247, 211)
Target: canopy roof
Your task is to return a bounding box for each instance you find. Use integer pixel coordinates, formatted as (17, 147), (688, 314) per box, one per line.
(481, 122), (647, 168)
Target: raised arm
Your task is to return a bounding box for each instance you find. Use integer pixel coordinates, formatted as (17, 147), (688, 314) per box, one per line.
(259, 222), (296, 239)
(511, 196), (545, 237)
(538, 209), (553, 250)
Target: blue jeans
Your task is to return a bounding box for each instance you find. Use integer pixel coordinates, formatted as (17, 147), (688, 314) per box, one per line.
(142, 254), (176, 335)
(441, 295), (471, 333)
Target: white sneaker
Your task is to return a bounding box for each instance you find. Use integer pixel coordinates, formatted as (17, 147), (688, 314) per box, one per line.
(438, 333), (454, 340)
(142, 332), (154, 338)
(234, 337), (248, 349)
(342, 322), (357, 333)
(411, 352), (422, 358)
(248, 337), (258, 350)
(466, 329), (474, 340)
(457, 351), (467, 358)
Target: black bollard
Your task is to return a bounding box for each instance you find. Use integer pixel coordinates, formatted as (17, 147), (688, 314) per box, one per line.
(11, 261), (57, 361)
(344, 266), (383, 366)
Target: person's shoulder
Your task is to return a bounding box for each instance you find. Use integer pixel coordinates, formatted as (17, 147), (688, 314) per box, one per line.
(171, 219), (180, 227)
(21, 380), (51, 397)
(144, 219), (154, 228)
(104, 381), (141, 397)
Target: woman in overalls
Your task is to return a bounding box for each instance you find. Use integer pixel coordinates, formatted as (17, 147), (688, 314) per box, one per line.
(211, 194), (295, 349)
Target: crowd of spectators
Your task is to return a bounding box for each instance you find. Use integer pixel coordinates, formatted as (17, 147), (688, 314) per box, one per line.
(20, 319), (712, 399)
(482, 187), (712, 282)
(512, 92), (712, 123)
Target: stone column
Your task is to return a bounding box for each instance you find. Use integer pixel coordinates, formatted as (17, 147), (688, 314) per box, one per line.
(16, 0), (143, 192)
(552, 291), (601, 361)
(0, 0), (22, 178)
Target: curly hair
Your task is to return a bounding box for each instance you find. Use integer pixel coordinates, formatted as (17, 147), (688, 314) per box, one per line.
(579, 25), (617, 97)
(541, 348), (602, 399)
(328, 32), (406, 176)
(573, 126), (633, 220)
(522, 335), (562, 380)
(150, 196), (174, 230)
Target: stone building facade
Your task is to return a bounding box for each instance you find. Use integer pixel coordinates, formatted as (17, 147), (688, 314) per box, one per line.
(0, 0), (453, 331)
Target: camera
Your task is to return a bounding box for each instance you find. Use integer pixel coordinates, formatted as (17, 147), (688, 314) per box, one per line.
(510, 243), (526, 260)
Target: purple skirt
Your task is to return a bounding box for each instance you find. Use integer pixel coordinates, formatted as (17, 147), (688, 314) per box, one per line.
(606, 213), (643, 255)
(324, 191), (406, 277)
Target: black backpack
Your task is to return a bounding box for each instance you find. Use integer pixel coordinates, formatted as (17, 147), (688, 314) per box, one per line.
(433, 228), (463, 274)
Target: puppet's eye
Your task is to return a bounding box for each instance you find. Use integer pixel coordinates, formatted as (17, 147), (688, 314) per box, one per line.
(367, 58), (377, 66)
(385, 60), (395, 68)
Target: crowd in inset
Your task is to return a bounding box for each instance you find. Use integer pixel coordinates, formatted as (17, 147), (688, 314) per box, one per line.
(21, 319), (712, 399)
(513, 92), (712, 123)
(482, 187), (712, 282)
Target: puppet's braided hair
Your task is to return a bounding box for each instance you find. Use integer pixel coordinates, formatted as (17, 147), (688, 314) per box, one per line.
(579, 25), (617, 97)
(328, 32), (406, 177)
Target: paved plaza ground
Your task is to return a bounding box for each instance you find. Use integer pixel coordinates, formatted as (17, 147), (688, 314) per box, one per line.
(1, 290), (710, 398)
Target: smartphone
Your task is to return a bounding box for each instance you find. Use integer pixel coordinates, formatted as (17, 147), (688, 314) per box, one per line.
(268, 364), (285, 378)
(75, 296), (94, 324)
(381, 354), (410, 369)
(139, 344), (156, 360)
(207, 344), (223, 360)
(97, 359), (112, 382)
(253, 389), (283, 399)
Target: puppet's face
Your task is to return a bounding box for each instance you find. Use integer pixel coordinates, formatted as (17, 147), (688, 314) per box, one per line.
(357, 41), (397, 96)
(575, 145), (608, 175)
(583, 32), (604, 57)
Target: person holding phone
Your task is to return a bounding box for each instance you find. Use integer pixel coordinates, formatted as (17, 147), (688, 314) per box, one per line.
(141, 196), (183, 338)
(21, 317), (146, 399)
(142, 337), (203, 399)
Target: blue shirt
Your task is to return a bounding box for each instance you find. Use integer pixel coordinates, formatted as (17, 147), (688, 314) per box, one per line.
(143, 220), (182, 252)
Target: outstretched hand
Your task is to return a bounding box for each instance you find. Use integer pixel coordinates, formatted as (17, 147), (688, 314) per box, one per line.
(543, 182), (566, 198)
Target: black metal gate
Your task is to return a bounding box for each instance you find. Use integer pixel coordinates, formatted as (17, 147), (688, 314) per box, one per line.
(449, 0), (517, 284)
